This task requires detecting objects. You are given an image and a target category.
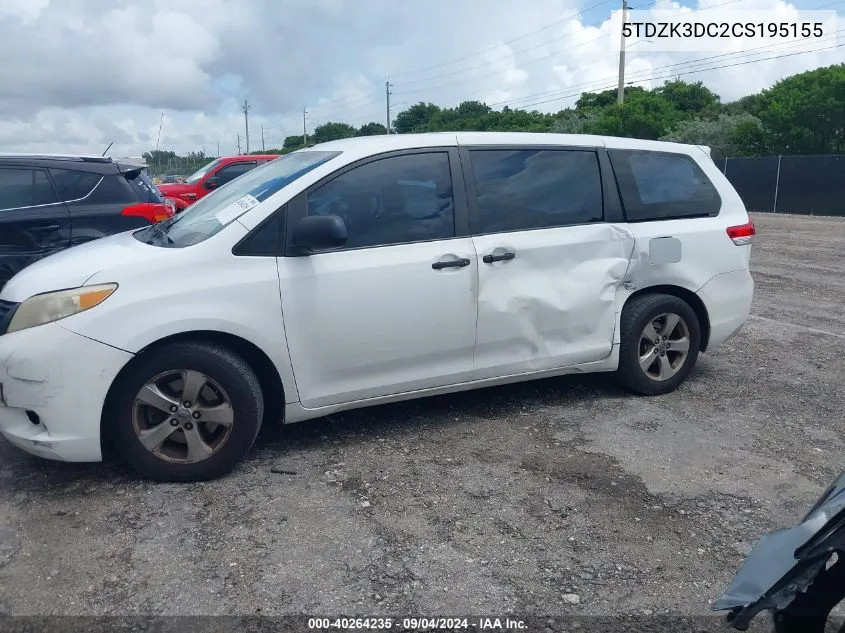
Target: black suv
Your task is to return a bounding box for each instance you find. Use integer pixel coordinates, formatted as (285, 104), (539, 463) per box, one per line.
(0, 154), (173, 289)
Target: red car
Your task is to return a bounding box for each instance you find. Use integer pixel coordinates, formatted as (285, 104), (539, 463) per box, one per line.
(158, 154), (280, 211)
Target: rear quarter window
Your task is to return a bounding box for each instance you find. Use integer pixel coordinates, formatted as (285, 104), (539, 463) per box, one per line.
(608, 149), (721, 221)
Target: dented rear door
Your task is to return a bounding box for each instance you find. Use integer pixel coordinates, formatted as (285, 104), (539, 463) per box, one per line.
(460, 145), (635, 380)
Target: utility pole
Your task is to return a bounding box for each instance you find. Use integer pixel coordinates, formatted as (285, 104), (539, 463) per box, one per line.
(261, 125), (265, 151)
(242, 99), (251, 154)
(303, 107), (308, 146)
(386, 80), (393, 134)
(617, 0), (628, 105)
(237, 132), (241, 155)
(216, 141), (220, 157)
(155, 112), (164, 152)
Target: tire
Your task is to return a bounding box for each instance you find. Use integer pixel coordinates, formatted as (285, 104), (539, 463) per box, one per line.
(107, 342), (264, 482)
(615, 293), (701, 396)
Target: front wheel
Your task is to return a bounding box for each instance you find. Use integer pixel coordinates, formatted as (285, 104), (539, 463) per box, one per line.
(107, 342), (264, 482)
(616, 293), (701, 396)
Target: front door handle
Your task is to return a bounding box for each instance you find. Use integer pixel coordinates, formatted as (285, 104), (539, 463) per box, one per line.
(482, 251), (515, 264)
(432, 258), (471, 270)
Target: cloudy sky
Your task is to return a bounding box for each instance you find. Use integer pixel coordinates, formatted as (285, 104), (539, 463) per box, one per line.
(0, 0), (841, 158)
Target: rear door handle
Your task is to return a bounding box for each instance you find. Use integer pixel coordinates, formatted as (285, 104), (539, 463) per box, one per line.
(432, 258), (471, 270)
(482, 251), (515, 264)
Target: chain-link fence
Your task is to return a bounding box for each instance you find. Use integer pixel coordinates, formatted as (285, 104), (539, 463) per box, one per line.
(720, 154), (845, 217)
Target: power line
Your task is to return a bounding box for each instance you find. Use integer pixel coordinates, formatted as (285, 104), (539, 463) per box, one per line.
(490, 24), (845, 110)
(388, 0), (617, 79)
(513, 37), (844, 110)
(391, 0), (746, 98)
(395, 1), (651, 88)
(308, 0), (752, 120)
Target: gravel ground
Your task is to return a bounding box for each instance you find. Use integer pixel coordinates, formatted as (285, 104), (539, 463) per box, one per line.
(0, 212), (843, 629)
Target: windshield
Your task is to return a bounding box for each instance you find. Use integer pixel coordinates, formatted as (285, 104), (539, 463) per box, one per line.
(185, 158), (223, 184)
(137, 150), (341, 248)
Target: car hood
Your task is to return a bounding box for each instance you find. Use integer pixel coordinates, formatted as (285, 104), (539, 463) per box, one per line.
(0, 230), (160, 302)
(714, 469), (845, 627)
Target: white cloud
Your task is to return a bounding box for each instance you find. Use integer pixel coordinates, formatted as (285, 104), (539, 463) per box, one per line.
(0, 0), (841, 157)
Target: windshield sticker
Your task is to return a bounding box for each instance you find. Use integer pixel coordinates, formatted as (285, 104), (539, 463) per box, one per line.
(214, 194), (260, 225)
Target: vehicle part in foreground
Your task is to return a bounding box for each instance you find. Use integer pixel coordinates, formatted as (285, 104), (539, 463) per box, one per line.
(714, 469), (845, 632)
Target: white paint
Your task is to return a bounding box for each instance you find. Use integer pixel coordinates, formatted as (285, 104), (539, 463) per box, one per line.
(0, 132), (755, 464)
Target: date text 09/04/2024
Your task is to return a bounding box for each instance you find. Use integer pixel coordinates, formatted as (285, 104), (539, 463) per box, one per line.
(307, 617), (528, 630)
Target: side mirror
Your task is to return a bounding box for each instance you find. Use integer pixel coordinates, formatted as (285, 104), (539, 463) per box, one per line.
(205, 177), (219, 190)
(292, 215), (347, 253)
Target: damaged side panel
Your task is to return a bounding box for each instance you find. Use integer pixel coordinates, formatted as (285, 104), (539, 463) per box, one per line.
(472, 223), (635, 380)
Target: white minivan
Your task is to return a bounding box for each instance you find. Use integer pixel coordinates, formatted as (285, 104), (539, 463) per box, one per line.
(0, 132), (754, 481)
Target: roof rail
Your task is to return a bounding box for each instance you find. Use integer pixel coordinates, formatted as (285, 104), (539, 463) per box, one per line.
(0, 153), (113, 163)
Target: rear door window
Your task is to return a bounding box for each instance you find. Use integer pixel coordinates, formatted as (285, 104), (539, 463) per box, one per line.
(0, 168), (60, 210)
(306, 152), (455, 249)
(49, 169), (102, 201)
(468, 149), (603, 234)
(608, 149), (721, 221)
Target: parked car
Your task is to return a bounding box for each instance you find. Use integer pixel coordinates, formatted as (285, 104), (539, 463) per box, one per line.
(0, 154), (174, 289)
(159, 175), (186, 184)
(0, 132), (755, 481)
(158, 154), (280, 211)
(715, 468), (845, 632)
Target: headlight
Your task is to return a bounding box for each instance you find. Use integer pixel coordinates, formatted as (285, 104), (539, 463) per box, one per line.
(6, 284), (117, 333)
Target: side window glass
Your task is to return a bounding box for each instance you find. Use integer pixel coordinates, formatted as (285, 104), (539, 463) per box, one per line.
(49, 169), (101, 201)
(234, 213), (283, 256)
(469, 149), (603, 233)
(33, 170), (60, 205)
(608, 150), (721, 221)
(216, 163), (256, 185)
(85, 175), (136, 205)
(0, 168), (59, 210)
(306, 152), (455, 249)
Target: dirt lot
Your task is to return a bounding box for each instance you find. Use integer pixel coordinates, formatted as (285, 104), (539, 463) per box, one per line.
(0, 213), (844, 627)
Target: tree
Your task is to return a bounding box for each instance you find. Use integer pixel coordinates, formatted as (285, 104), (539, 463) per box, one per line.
(754, 64), (845, 154)
(357, 122), (387, 136)
(591, 91), (681, 140)
(575, 87), (647, 111)
(393, 102), (441, 134)
(311, 122), (357, 144)
(551, 110), (599, 134)
(655, 80), (720, 117)
(283, 135), (304, 149)
(660, 114), (765, 159)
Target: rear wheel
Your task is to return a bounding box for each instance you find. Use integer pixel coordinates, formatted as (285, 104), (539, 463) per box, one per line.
(108, 342), (264, 482)
(616, 293), (701, 396)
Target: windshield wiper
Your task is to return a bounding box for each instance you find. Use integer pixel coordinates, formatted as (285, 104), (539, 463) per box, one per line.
(144, 219), (175, 245)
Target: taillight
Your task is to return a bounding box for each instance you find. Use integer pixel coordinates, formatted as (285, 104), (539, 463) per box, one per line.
(726, 220), (755, 245)
(122, 202), (174, 224)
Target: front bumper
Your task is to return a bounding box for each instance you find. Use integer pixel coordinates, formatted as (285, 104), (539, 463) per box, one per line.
(0, 323), (132, 462)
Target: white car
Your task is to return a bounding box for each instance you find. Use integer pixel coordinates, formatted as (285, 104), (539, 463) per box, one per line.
(0, 132), (754, 481)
